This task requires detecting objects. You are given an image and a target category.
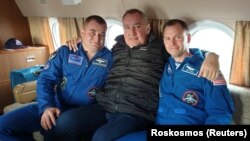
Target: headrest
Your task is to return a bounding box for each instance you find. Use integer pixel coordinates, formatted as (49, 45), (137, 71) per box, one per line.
(4, 38), (26, 49)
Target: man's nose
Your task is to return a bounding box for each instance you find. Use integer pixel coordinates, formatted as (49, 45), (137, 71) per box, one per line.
(93, 34), (101, 41)
(130, 27), (136, 35)
(169, 39), (176, 45)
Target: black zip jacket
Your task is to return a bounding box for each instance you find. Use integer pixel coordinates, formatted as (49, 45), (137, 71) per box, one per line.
(96, 33), (169, 121)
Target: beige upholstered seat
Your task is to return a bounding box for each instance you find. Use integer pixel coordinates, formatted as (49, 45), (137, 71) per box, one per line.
(3, 82), (250, 141)
(3, 80), (43, 141)
(13, 81), (37, 103)
(228, 84), (250, 124)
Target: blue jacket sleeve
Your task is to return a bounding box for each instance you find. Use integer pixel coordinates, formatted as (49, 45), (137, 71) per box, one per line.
(36, 47), (64, 115)
(204, 78), (235, 125)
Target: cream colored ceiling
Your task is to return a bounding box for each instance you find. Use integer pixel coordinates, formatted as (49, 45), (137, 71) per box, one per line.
(15, 0), (250, 20)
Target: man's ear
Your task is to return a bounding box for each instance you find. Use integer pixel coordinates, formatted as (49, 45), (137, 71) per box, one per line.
(146, 24), (151, 34)
(81, 29), (84, 35)
(187, 33), (191, 43)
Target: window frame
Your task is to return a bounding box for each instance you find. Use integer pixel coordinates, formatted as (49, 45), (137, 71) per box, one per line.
(188, 20), (235, 81)
(189, 20), (234, 39)
(105, 18), (123, 50)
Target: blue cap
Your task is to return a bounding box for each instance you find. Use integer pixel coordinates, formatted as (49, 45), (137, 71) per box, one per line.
(4, 38), (26, 49)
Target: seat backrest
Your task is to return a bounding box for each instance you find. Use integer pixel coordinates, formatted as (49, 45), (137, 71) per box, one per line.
(13, 80), (37, 104)
(10, 66), (43, 90)
(228, 84), (250, 124)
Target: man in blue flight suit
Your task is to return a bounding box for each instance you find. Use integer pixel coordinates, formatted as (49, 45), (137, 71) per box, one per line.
(117, 19), (234, 141)
(157, 19), (234, 125)
(0, 15), (113, 141)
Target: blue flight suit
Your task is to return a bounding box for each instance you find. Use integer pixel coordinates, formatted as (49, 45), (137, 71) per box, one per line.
(156, 48), (234, 125)
(117, 48), (235, 141)
(37, 44), (113, 114)
(0, 44), (113, 141)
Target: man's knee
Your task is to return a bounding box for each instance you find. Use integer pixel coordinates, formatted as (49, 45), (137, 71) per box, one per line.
(54, 113), (74, 134)
(52, 112), (81, 139)
(0, 117), (6, 133)
(92, 129), (110, 141)
(0, 116), (12, 135)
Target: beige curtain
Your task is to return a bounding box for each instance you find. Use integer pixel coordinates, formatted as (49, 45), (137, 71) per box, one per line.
(28, 17), (55, 54)
(230, 21), (250, 87)
(75, 17), (85, 33)
(148, 19), (167, 38)
(58, 17), (84, 45)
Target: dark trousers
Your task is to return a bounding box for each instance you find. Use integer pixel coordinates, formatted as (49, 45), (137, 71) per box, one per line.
(0, 103), (67, 141)
(0, 103), (41, 141)
(53, 104), (153, 141)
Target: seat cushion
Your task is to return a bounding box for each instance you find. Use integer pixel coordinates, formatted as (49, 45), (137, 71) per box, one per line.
(3, 102), (43, 141)
(13, 81), (37, 103)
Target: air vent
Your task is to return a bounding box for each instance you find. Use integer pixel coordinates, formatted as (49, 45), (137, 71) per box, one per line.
(37, 0), (47, 5)
(61, 0), (82, 5)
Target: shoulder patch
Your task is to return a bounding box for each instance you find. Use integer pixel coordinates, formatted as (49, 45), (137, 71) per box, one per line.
(88, 87), (99, 98)
(182, 90), (199, 106)
(49, 50), (58, 60)
(212, 72), (227, 86)
(43, 62), (50, 70)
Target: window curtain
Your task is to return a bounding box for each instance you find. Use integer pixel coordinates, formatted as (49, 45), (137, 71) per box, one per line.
(230, 21), (250, 87)
(28, 17), (55, 54)
(148, 19), (167, 38)
(57, 17), (84, 45)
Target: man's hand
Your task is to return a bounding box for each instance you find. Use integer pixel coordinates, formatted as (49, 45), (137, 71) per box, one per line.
(198, 52), (220, 80)
(66, 38), (81, 52)
(41, 107), (61, 130)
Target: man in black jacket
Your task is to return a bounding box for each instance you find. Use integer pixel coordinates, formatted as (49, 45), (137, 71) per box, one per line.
(54, 9), (220, 141)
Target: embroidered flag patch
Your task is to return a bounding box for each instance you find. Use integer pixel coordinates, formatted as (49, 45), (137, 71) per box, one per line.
(43, 62), (50, 70)
(68, 54), (83, 65)
(212, 72), (227, 86)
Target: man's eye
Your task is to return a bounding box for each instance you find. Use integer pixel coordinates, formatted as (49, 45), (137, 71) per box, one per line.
(176, 36), (182, 40)
(135, 25), (141, 29)
(163, 37), (170, 41)
(124, 26), (130, 29)
(90, 32), (95, 36)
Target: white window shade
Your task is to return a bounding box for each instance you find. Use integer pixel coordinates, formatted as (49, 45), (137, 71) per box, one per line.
(189, 20), (234, 81)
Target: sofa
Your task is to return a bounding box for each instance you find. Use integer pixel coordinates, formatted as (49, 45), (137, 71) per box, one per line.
(3, 82), (250, 141)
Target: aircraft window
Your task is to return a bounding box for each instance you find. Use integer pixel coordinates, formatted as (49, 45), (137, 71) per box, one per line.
(49, 18), (123, 50)
(48, 17), (61, 50)
(189, 21), (234, 81)
(105, 19), (123, 50)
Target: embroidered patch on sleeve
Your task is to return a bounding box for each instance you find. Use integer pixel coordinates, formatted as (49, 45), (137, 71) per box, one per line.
(43, 62), (50, 70)
(49, 50), (58, 60)
(88, 87), (99, 98)
(212, 72), (227, 86)
(182, 90), (199, 106)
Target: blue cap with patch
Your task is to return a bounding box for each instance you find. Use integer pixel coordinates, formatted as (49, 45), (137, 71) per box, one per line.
(4, 38), (26, 49)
